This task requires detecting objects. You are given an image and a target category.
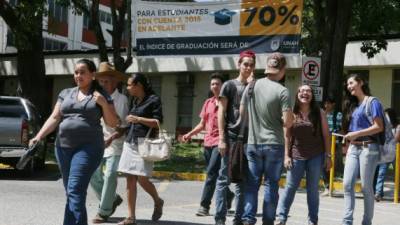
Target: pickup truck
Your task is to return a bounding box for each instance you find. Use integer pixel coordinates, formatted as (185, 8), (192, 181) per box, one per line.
(0, 96), (47, 174)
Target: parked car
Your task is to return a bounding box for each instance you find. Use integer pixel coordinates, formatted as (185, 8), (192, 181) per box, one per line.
(0, 96), (47, 174)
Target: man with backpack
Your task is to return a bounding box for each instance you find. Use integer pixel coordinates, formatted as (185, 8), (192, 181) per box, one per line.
(215, 50), (256, 225)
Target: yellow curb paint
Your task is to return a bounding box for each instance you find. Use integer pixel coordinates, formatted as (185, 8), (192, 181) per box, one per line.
(152, 171), (206, 181)
(152, 171), (362, 192)
(0, 163), (11, 169)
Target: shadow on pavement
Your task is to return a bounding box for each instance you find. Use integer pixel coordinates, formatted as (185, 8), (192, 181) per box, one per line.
(106, 217), (209, 225)
(0, 166), (61, 181)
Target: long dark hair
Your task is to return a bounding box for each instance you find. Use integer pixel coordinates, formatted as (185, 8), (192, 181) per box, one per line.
(293, 85), (321, 136)
(385, 108), (399, 127)
(131, 73), (155, 96)
(342, 74), (372, 132)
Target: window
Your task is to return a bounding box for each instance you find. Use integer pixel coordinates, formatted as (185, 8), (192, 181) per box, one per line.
(392, 69), (400, 119)
(99, 10), (112, 24)
(148, 76), (162, 96)
(48, 0), (68, 23)
(6, 29), (15, 47)
(43, 38), (67, 51)
(176, 74), (194, 131)
(83, 13), (90, 29)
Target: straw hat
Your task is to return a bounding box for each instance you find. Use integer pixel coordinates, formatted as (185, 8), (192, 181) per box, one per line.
(95, 62), (128, 82)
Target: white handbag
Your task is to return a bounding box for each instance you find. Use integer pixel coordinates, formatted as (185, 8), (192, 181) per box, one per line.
(138, 120), (172, 162)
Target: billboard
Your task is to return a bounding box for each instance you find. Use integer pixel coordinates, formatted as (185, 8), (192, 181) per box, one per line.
(133, 0), (303, 56)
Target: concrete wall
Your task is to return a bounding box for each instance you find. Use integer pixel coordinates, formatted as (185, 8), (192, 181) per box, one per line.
(192, 72), (211, 127)
(369, 68), (392, 108)
(159, 74), (178, 134)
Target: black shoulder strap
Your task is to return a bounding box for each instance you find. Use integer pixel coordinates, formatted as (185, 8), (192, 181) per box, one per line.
(237, 79), (257, 140)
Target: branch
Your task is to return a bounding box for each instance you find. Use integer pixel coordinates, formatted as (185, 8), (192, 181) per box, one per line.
(91, 0), (108, 62)
(70, 0), (90, 15)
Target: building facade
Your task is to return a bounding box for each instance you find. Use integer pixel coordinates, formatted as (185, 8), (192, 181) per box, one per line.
(1, 0), (399, 136)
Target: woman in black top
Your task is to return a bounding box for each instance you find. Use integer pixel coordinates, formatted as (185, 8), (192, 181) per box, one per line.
(118, 73), (164, 225)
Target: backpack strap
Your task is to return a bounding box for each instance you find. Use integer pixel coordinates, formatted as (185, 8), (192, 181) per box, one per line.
(364, 96), (376, 125)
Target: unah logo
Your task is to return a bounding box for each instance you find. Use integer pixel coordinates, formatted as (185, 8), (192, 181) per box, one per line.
(270, 39), (280, 51)
(211, 9), (236, 25)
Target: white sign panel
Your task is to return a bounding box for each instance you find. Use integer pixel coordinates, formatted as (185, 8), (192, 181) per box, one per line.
(133, 0), (304, 56)
(302, 57), (321, 86)
(311, 86), (323, 102)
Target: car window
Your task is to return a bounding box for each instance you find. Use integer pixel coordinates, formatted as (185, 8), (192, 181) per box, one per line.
(0, 98), (28, 118)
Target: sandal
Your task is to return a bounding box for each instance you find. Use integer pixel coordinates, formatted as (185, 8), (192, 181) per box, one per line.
(152, 198), (164, 221)
(118, 217), (136, 225)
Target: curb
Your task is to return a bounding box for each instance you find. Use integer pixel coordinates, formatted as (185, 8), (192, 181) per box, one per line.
(152, 171), (362, 192)
(3, 162), (362, 193)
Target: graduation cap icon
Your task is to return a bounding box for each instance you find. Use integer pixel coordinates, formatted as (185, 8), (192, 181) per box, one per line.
(211, 9), (236, 25)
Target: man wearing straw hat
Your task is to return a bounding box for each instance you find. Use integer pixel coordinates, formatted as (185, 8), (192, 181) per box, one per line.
(90, 62), (129, 223)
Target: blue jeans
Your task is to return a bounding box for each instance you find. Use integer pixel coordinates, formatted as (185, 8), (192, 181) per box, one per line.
(343, 144), (379, 225)
(215, 140), (245, 222)
(242, 144), (284, 225)
(90, 155), (121, 216)
(374, 162), (393, 197)
(276, 153), (324, 224)
(200, 146), (233, 209)
(56, 145), (103, 225)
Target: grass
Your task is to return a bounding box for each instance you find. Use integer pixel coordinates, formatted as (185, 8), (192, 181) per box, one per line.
(46, 142), (206, 173)
(154, 142), (206, 173)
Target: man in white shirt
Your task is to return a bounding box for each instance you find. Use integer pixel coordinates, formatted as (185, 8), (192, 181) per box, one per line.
(90, 62), (129, 223)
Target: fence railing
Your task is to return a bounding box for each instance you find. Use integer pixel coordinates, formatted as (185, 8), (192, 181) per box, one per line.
(329, 134), (400, 203)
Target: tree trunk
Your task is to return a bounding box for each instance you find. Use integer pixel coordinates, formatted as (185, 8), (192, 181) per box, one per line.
(91, 0), (108, 62)
(17, 28), (50, 118)
(326, 0), (354, 106)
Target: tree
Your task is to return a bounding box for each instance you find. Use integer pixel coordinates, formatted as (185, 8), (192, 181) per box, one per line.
(0, 0), (49, 117)
(64, 0), (133, 73)
(301, 0), (400, 176)
(301, 0), (400, 105)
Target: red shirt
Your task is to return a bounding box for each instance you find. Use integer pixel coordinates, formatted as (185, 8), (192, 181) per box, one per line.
(200, 96), (219, 147)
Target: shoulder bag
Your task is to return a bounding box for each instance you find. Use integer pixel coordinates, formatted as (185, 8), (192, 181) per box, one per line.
(138, 120), (172, 162)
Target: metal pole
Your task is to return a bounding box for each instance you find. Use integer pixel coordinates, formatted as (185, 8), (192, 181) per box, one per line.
(329, 135), (336, 197)
(394, 143), (400, 203)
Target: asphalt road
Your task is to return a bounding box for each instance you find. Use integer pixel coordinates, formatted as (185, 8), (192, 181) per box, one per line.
(1, 168), (400, 225)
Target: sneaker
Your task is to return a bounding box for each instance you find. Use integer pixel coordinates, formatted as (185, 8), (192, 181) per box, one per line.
(375, 194), (383, 202)
(196, 206), (210, 216)
(92, 213), (108, 224)
(232, 219), (243, 225)
(215, 219), (225, 225)
(227, 191), (235, 210)
(152, 198), (164, 221)
(321, 188), (330, 197)
(110, 194), (123, 216)
(274, 221), (286, 225)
